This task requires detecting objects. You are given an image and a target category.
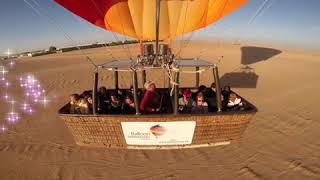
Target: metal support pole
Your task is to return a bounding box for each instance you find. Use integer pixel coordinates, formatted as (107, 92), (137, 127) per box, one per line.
(195, 66), (200, 88)
(142, 70), (146, 86)
(213, 65), (222, 112)
(92, 70), (99, 115)
(155, 0), (161, 64)
(132, 71), (140, 115)
(114, 68), (119, 90)
(174, 71), (180, 115)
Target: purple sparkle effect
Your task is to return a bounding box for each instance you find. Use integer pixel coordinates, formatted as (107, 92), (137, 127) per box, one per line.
(20, 75), (46, 103)
(20, 102), (34, 114)
(3, 93), (11, 100)
(6, 112), (20, 124)
(0, 125), (7, 133)
(0, 59), (51, 133)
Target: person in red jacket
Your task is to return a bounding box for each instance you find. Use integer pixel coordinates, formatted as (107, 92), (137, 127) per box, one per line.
(140, 80), (161, 113)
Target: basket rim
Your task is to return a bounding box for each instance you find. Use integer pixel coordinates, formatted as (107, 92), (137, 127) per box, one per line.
(58, 107), (256, 118)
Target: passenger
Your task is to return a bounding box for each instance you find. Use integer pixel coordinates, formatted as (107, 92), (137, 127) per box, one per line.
(198, 85), (207, 93)
(178, 89), (194, 113)
(222, 85), (231, 100)
(206, 82), (217, 111)
(122, 94), (136, 114)
(81, 90), (92, 98)
(227, 92), (243, 111)
(140, 80), (161, 113)
(117, 89), (127, 101)
(131, 85), (143, 101)
(87, 96), (93, 107)
(82, 95), (93, 114)
(98, 86), (109, 100)
(69, 94), (81, 114)
(98, 86), (109, 113)
(191, 92), (208, 114)
(108, 92), (122, 114)
(127, 86), (134, 97)
(222, 85), (231, 106)
(192, 85), (207, 100)
(207, 83), (217, 97)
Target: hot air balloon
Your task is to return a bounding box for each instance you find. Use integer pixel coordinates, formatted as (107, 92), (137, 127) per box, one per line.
(57, 0), (257, 149)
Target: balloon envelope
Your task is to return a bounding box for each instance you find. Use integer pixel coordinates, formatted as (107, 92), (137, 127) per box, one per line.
(55, 0), (248, 40)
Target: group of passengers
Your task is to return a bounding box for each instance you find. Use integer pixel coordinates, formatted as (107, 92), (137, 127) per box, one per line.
(68, 80), (246, 115)
(69, 87), (137, 115)
(178, 83), (245, 114)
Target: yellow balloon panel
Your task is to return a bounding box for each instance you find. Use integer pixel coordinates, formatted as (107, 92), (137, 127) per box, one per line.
(103, 0), (247, 40)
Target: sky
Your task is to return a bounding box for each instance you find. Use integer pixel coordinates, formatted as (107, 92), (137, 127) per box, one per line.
(0, 0), (320, 54)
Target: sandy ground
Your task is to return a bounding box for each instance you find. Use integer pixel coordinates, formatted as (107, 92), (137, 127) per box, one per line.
(0, 41), (319, 180)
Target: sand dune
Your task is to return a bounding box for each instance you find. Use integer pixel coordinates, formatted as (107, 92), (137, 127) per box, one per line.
(0, 41), (319, 180)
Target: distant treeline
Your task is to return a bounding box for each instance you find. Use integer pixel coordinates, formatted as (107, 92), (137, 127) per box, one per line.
(57, 40), (139, 53)
(14, 40), (140, 58)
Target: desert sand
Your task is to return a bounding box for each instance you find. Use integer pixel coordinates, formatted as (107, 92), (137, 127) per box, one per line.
(0, 41), (319, 180)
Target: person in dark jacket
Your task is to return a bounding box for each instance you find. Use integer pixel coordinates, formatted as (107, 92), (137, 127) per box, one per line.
(108, 92), (122, 114)
(122, 94), (136, 114)
(98, 86), (109, 114)
(140, 80), (161, 113)
(206, 82), (217, 112)
(221, 85), (231, 107)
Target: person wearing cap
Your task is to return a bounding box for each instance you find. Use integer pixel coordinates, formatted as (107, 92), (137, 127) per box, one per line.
(178, 88), (194, 113)
(140, 80), (161, 113)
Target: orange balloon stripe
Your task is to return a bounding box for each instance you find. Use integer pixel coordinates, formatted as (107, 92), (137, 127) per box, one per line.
(55, 0), (248, 40)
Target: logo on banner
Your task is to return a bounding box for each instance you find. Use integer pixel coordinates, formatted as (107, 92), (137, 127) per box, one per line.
(150, 124), (166, 138)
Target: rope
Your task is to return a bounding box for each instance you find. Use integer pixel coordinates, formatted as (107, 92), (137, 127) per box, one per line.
(248, 0), (272, 25)
(23, 0), (98, 68)
(105, 68), (134, 72)
(236, 0), (276, 44)
(69, 9), (116, 61)
(175, 0), (190, 58)
(89, 0), (133, 60)
(176, 0), (277, 61)
(171, 66), (213, 74)
(162, 63), (176, 96)
(175, 0), (222, 59)
(114, 2), (133, 59)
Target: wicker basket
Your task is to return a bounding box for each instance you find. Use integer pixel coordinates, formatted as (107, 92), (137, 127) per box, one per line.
(59, 110), (256, 149)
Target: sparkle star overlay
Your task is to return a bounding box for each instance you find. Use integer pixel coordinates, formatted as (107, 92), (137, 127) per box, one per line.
(1, 58), (50, 133)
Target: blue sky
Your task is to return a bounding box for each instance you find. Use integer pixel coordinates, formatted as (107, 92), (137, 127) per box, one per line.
(0, 0), (319, 54)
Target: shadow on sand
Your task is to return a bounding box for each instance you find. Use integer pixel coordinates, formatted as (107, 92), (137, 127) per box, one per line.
(220, 46), (282, 88)
(241, 46), (282, 65)
(220, 66), (259, 88)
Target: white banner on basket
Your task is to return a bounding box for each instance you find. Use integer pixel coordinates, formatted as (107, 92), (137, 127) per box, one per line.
(121, 121), (196, 145)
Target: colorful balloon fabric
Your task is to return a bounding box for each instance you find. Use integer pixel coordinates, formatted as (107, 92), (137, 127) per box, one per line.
(54, 0), (248, 40)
